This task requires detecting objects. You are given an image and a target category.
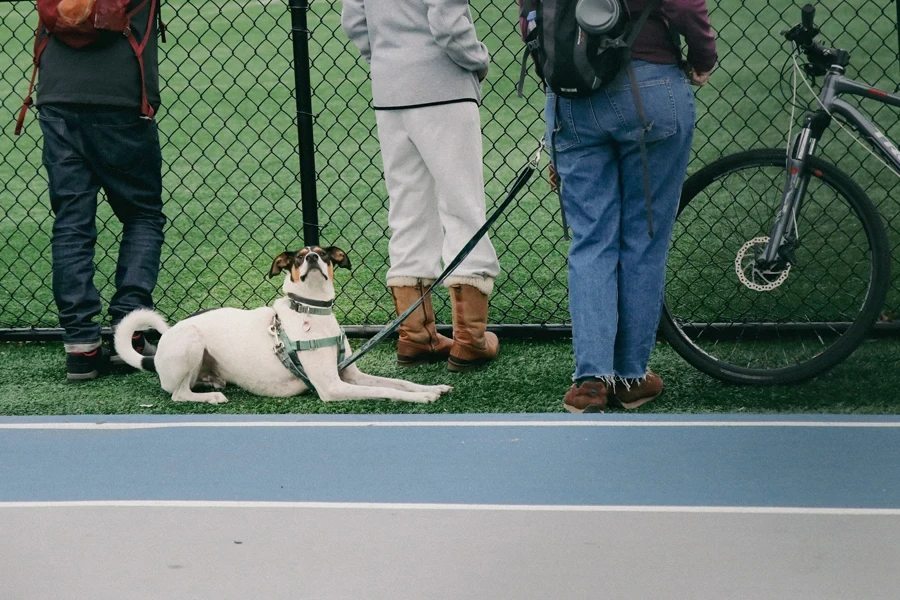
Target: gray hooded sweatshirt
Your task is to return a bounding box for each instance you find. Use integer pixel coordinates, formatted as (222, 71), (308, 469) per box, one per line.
(341, 0), (490, 109)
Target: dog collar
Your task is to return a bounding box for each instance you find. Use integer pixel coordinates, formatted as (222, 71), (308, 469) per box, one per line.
(287, 294), (334, 316)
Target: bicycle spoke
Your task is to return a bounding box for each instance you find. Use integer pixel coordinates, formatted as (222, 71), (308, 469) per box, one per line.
(663, 150), (888, 384)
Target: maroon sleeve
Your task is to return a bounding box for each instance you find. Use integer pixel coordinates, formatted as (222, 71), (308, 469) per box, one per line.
(662, 0), (718, 73)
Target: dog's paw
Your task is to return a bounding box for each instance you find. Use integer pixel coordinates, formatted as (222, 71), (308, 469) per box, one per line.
(422, 384), (453, 395)
(406, 390), (441, 403)
(205, 392), (228, 405)
(197, 374), (227, 390)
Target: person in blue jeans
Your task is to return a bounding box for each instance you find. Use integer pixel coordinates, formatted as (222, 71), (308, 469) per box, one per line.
(34, 0), (164, 382)
(551, 0), (717, 412)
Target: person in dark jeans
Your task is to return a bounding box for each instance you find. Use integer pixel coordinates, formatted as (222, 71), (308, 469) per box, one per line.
(35, 0), (165, 381)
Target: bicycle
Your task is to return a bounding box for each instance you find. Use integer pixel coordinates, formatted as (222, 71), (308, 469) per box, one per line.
(660, 3), (892, 385)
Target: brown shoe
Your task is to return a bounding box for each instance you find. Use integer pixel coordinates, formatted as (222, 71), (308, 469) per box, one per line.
(609, 372), (663, 409)
(389, 279), (453, 367)
(563, 381), (609, 413)
(447, 283), (498, 372)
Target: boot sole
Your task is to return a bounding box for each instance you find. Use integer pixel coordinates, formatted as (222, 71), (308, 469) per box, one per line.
(447, 356), (493, 372)
(397, 353), (450, 367)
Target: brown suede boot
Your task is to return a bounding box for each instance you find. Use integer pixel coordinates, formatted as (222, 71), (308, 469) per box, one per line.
(389, 279), (453, 366)
(447, 283), (499, 372)
(609, 372), (663, 409)
(563, 381), (609, 413)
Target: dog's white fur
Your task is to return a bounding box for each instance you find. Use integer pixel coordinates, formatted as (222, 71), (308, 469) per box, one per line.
(114, 247), (452, 405)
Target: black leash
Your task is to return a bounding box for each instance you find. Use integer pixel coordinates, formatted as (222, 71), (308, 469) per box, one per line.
(338, 141), (544, 371)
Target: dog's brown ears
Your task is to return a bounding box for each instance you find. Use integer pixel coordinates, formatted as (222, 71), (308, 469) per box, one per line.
(268, 251), (295, 278)
(325, 246), (351, 269)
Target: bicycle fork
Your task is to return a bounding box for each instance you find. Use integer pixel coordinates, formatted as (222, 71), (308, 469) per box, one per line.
(757, 110), (831, 271)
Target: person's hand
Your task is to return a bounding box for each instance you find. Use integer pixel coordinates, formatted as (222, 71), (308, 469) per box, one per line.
(477, 67), (488, 82)
(686, 67), (712, 87)
(548, 163), (559, 192)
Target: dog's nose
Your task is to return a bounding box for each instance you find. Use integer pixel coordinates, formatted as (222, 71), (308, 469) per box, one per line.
(305, 253), (319, 263)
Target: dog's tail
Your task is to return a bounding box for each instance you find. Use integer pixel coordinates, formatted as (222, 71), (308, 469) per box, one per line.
(114, 309), (170, 372)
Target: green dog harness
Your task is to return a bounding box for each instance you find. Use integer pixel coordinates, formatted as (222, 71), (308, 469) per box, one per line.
(270, 304), (346, 391)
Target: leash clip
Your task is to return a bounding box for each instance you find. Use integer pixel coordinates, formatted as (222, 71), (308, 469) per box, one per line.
(529, 139), (545, 169)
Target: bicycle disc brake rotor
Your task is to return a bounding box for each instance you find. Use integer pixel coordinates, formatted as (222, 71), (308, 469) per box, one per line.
(735, 236), (791, 291)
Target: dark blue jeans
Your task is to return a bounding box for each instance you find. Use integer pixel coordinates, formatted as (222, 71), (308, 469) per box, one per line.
(38, 104), (165, 344)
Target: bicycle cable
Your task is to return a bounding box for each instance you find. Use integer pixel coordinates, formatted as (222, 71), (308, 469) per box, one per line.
(786, 53), (800, 243)
(778, 40), (805, 112)
(792, 54), (900, 180)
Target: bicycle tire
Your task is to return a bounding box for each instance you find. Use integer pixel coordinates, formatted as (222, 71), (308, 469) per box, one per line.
(660, 149), (891, 385)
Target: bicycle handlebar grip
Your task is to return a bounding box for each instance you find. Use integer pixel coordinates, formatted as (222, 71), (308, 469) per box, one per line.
(802, 4), (815, 29)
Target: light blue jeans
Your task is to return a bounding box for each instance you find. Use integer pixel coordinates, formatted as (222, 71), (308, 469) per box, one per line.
(545, 61), (696, 382)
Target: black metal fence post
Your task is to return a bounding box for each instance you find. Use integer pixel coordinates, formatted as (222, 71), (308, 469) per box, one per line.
(288, 0), (320, 246)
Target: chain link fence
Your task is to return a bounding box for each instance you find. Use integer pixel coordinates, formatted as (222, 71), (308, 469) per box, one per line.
(1, 0), (898, 339)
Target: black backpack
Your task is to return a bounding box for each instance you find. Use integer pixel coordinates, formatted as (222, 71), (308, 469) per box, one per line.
(518, 0), (669, 238)
(517, 0), (658, 98)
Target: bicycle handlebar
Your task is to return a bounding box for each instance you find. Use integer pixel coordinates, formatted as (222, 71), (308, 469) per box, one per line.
(782, 3), (850, 76)
(801, 4), (815, 29)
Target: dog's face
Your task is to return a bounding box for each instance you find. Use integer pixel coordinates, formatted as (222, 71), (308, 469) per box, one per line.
(268, 246), (351, 296)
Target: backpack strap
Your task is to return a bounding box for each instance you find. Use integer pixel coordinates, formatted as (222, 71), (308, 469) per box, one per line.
(621, 0), (663, 238)
(15, 21), (51, 136)
(548, 92), (571, 240)
(158, 0), (167, 43)
(517, 28), (540, 98)
(123, 0), (156, 119)
(516, 0), (540, 98)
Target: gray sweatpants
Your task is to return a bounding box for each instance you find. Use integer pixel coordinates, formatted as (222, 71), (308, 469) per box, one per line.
(375, 102), (500, 292)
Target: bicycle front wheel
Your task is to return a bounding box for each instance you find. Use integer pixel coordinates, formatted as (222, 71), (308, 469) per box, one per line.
(660, 149), (891, 385)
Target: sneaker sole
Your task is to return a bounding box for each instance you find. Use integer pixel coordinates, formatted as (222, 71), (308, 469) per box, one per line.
(563, 402), (605, 414)
(67, 370), (99, 382)
(110, 352), (154, 368)
(609, 393), (660, 410)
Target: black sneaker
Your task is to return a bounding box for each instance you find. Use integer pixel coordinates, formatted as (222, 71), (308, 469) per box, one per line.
(110, 332), (158, 367)
(66, 346), (110, 382)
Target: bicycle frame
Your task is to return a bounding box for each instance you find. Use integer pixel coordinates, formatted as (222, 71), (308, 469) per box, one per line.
(760, 64), (900, 266)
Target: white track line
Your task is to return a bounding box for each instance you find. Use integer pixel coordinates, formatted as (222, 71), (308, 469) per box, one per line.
(1, 420), (899, 430)
(0, 501), (898, 515)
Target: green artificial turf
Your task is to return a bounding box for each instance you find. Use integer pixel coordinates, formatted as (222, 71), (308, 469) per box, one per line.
(2, 337), (898, 416)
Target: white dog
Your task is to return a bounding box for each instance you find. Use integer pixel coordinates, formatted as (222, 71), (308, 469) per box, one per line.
(114, 245), (453, 405)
